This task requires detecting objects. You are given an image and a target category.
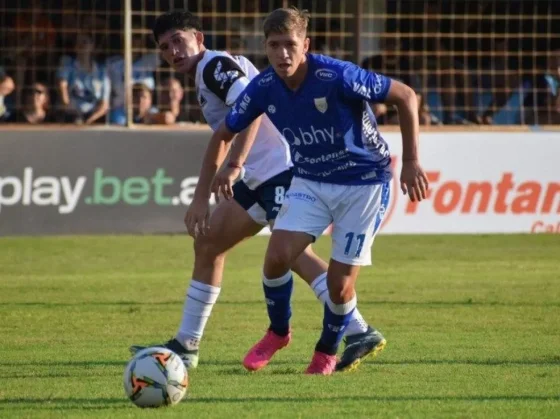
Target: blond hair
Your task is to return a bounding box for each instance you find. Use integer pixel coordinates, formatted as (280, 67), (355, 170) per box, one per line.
(263, 7), (310, 39)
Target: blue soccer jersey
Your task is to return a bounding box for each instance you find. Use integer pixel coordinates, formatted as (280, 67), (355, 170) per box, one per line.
(225, 53), (393, 185)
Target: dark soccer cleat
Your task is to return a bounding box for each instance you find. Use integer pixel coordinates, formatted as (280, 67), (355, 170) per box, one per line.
(130, 338), (199, 369)
(335, 327), (387, 372)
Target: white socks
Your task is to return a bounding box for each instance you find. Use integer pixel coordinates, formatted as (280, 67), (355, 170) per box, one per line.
(176, 280), (221, 350)
(310, 273), (369, 336)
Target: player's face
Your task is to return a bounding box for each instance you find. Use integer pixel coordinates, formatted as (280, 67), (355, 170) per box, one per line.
(158, 29), (204, 74)
(265, 31), (310, 79)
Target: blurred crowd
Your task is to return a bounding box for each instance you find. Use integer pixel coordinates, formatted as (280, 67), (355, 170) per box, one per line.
(0, 0), (558, 126)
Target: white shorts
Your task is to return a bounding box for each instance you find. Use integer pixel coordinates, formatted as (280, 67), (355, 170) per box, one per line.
(273, 177), (391, 266)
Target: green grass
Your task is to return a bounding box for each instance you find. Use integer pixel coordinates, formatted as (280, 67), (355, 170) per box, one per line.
(0, 234), (559, 418)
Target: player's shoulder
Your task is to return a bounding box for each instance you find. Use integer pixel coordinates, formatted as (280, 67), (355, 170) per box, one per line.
(199, 50), (246, 72)
(308, 53), (352, 83)
(199, 51), (248, 82)
(198, 50), (227, 73)
(248, 65), (277, 89)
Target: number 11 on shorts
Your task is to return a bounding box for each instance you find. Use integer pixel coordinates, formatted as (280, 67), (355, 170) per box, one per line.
(344, 232), (366, 257)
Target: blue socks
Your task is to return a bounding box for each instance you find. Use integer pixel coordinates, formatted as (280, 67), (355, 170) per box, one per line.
(263, 271), (293, 337)
(316, 295), (357, 355)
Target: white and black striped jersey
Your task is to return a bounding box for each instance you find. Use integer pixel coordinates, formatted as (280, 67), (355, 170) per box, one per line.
(195, 50), (291, 189)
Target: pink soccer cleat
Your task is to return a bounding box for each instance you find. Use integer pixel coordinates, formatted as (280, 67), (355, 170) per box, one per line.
(243, 329), (291, 371)
(305, 351), (338, 375)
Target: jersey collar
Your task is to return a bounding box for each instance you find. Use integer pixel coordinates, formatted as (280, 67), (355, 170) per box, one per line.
(276, 53), (315, 97)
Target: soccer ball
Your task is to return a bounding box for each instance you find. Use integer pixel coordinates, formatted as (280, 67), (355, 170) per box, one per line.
(123, 347), (188, 408)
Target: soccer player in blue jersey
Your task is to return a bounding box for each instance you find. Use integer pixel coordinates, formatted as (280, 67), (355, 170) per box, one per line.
(187, 7), (429, 375)
(130, 10), (385, 373)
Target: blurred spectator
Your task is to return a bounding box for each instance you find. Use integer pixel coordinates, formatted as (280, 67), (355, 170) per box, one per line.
(8, 0), (56, 107)
(57, 0), (80, 52)
(362, 37), (440, 125)
(4, 82), (55, 124)
(526, 50), (560, 125)
(132, 83), (163, 124)
(388, 1), (477, 124)
(156, 78), (189, 124)
(57, 32), (110, 124)
(106, 31), (160, 125)
(229, 0), (266, 68)
(0, 69), (15, 122)
(361, 36), (414, 90)
(315, 19), (345, 60)
(372, 92), (440, 126)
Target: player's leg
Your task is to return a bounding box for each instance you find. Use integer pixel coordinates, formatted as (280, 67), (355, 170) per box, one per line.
(259, 170), (376, 360)
(131, 182), (265, 367)
(306, 181), (390, 375)
(243, 229), (315, 371)
(334, 181), (391, 372)
(291, 247), (374, 342)
(305, 259), (362, 374)
(243, 178), (332, 371)
(174, 198), (264, 357)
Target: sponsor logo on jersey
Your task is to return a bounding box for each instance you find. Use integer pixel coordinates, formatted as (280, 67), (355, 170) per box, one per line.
(314, 68), (338, 81)
(282, 126), (335, 146)
(268, 105), (276, 114)
(213, 60), (240, 89)
(352, 82), (372, 100)
(314, 97), (328, 113)
(293, 149), (347, 164)
(361, 171), (378, 180)
(362, 110), (389, 157)
(258, 72), (275, 86)
(352, 74), (385, 99)
(295, 161), (358, 178)
(373, 73), (385, 94)
(285, 191), (317, 203)
(239, 93), (251, 114)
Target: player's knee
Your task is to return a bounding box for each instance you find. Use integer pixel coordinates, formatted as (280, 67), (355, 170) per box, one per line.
(328, 281), (355, 304)
(194, 235), (224, 262)
(263, 244), (291, 279)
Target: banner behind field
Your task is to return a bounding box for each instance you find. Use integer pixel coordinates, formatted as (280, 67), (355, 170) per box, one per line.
(0, 129), (559, 235)
(381, 131), (560, 234)
(0, 130), (209, 235)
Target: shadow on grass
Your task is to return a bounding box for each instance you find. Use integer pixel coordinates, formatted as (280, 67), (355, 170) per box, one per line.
(2, 300), (559, 308)
(0, 397), (129, 410)
(0, 357), (558, 372)
(0, 394), (558, 410)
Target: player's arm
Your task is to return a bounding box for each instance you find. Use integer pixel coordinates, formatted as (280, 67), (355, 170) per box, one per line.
(185, 78), (264, 237)
(192, 122), (237, 206)
(341, 63), (428, 202)
(382, 80), (419, 163)
(211, 115), (263, 199)
(201, 55), (263, 197)
(382, 80), (429, 201)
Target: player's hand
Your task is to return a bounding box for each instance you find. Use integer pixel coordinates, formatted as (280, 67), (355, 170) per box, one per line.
(184, 197), (210, 238)
(211, 166), (241, 201)
(400, 160), (429, 202)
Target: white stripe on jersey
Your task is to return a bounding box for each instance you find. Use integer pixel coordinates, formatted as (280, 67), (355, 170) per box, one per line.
(195, 50), (291, 189)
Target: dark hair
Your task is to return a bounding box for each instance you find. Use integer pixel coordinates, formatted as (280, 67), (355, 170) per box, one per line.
(152, 11), (202, 43)
(132, 83), (152, 96)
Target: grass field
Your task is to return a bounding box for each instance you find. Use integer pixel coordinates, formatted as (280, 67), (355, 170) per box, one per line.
(0, 234), (559, 418)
